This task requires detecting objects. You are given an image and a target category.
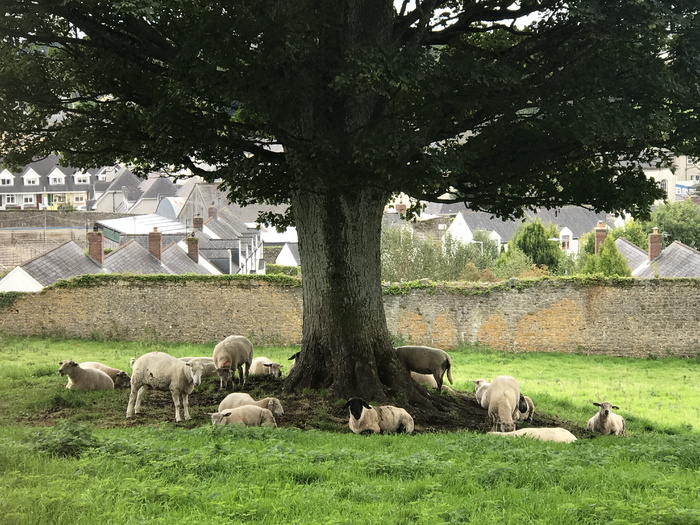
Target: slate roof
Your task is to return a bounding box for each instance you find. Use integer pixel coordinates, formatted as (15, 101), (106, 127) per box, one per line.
(0, 155), (98, 194)
(139, 177), (178, 200)
(633, 241), (700, 278)
(20, 241), (102, 286)
(615, 237), (648, 272)
(529, 207), (612, 238)
(161, 243), (211, 275)
(103, 240), (170, 274)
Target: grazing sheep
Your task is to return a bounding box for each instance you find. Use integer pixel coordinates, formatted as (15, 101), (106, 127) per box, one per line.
(489, 427), (577, 443)
(249, 356), (283, 378)
(212, 335), (254, 390)
(126, 352), (204, 422)
(210, 405), (277, 427)
(516, 395), (535, 422)
(179, 356), (218, 377)
(482, 375), (520, 432)
(58, 360), (115, 391)
(587, 402), (626, 436)
(473, 379), (491, 408)
(218, 392), (284, 418)
(395, 345), (454, 393)
(79, 361), (131, 388)
(343, 397), (414, 434)
(287, 351), (300, 374)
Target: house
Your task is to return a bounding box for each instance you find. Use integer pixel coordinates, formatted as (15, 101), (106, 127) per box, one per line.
(276, 243), (301, 267)
(91, 169), (179, 213)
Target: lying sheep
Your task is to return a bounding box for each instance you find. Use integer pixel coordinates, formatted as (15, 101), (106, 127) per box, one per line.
(179, 356), (218, 377)
(489, 427), (577, 443)
(58, 360), (115, 391)
(482, 375), (520, 432)
(249, 356), (282, 378)
(218, 392), (284, 418)
(473, 379), (491, 408)
(411, 371), (455, 393)
(516, 395), (535, 422)
(79, 361), (131, 388)
(587, 402), (626, 436)
(395, 345), (453, 393)
(343, 397), (414, 434)
(210, 405), (277, 427)
(126, 352), (204, 422)
(287, 351), (300, 374)
(212, 335), (254, 390)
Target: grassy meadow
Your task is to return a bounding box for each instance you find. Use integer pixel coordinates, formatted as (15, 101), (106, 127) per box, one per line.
(0, 334), (699, 524)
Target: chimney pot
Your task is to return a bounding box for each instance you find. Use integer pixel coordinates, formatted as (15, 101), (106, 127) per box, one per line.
(648, 227), (663, 261)
(148, 228), (163, 260)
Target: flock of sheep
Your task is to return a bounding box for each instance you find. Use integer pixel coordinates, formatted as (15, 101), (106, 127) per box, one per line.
(57, 340), (626, 440)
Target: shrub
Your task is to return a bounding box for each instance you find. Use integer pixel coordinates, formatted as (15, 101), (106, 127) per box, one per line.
(30, 419), (100, 458)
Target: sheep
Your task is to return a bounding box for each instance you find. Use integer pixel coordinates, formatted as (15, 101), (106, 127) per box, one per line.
(212, 335), (254, 390)
(473, 379), (491, 408)
(179, 356), (218, 377)
(516, 395), (535, 422)
(489, 427), (577, 443)
(411, 371), (455, 393)
(210, 405), (277, 427)
(343, 397), (414, 434)
(482, 375), (520, 432)
(218, 392), (284, 418)
(126, 351), (204, 422)
(249, 356), (283, 378)
(58, 360), (115, 391)
(79, 361), (131, 388)
(587, 402), (626, 436)
(287, 351), (300, 374)
(395, 345), (453, 393)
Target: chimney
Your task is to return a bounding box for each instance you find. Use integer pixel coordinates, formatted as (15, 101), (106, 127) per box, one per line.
(149, 227), (162, 260)
(186, 235), (199, 262)
(594, 220), (607, 255)
(87, 229), (104, 266)
(207, 205), (217, 219)
(648, 227), (663, 261)
(193, 214), (203, 231)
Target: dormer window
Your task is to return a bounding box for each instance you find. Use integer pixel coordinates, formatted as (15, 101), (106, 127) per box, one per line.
(0, 177), (12, 186)
(50, 176), (65, 185)
(25, 177), (39, 185)
(75, 174), (89, 184)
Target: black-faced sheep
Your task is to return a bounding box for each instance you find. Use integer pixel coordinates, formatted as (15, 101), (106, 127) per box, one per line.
(58, 360), (114, 391)
(218, 392), (284, 418)
(516, 395), (535, 422)
(249, 357), (282, 378)
(395, 345), (453, 393)
(587, 402), (625, 436)
(489, 427), (577, 443)
(482, 375), (520, 432)
(126, 352), (204, 422)
(210, 405), (277, 427)
(343, 397), (414, 434)
(79, 361), (131, 388)
(212, 335), (254, 390)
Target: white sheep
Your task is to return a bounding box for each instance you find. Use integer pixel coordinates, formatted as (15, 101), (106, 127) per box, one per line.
(343, 397), (414, 434)
(395, 345), (454, 393)
(126, 351), (204, 422)
(58, 360), (114, 391)
(212, 335), (254, 390)
(287, 351), (300, 374)
(516, 395), (535, 422)
(249, 356), (282, 378)
(489, 427), (577, 443)
(218, 392), (284, 418)
(179, 356), (218, 377)
(473, 379), (491, 408)
(79, 361), (131, 388)
(210, 405), (277, 427)
(411, 371), (455, 393)
(482, 375), (520, 432)
(587, 402), (626, 436)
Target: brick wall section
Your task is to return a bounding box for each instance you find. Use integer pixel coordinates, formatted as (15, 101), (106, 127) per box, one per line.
(1, 278), (699, 357)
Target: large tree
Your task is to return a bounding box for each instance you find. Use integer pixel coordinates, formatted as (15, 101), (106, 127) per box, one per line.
(2, 1), (700, 406)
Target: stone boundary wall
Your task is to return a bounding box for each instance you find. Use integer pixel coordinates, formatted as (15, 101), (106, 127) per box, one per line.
(1, 278), (698, 357)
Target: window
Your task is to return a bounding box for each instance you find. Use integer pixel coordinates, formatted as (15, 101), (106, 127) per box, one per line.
(50, 177), (64, 185)
(55, 194), (66, 203)
(6, 195), (16, 204)
(0, 178), (12, 185)
(75, 175), (89, 184)
(660, 180), (668, 192)
(74, 194), (85, 203)
(25, 178), (39, 185)
(23, 195), (34, 204)
(691, 175), (700, 181)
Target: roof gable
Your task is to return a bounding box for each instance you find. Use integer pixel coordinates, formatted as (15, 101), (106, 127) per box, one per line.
(20, 241), (102, 286)
(634, 241), (700, 278)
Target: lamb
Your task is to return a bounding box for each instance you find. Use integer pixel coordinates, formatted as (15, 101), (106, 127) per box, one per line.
(218, 392), (284, 418)
(249, 356), (283, 378)
(287, 351), (300, 374)
(587, 401), (626, 436)
(516, 395), (535, 422)
(58, 360), (115, 391)
(482, 375), (520, 432)
(126, 351), (204, 422)
(395, 345), (454, 393)
(489, 427), (577, 443)
(210, 405), (277, 427)
(473, 379), (491, 408)
(411, 371), (455, 393)
(212, 335), (254, 390)
(79, 361), (131, 388)
(343, 397), (414, 434)
(179, 356), (218, 377)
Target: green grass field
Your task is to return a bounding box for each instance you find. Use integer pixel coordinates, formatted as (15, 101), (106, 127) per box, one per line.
(0, 335), (699, 524)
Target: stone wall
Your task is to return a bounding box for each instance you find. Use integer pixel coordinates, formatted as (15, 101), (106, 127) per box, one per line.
(0, 277), (698, 357)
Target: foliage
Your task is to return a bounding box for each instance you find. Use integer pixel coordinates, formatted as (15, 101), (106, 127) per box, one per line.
(30, 419), (100, 458)
(644, 199), (700, 250)
(266, 264), (301, 278)
(510, 220), (563, 272)
(47, 273), (302, 289)
(612, 219), (649, 250)
(494, 246), (540, 280)
(0, 291), (23, 310)
(582, 235), (632, 277)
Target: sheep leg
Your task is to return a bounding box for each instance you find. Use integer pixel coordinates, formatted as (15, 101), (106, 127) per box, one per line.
(434, 373), (443, 393)
(236, 364), (245, 388)
(134, 385), (148, 414)
(182, 393), (191, 421)
(170, 389), (182, 422)
(126, 389), (137, 418)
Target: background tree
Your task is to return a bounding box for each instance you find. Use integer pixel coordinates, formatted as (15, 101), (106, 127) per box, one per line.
(582, 235), (632, 277)
(2, 1), (700, 405)
(612, 220), (649, 251)
(510, 220), (563, 273)
(645, 200), (700, 250)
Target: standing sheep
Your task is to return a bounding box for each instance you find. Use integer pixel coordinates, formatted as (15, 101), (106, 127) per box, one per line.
(58, 360), (114, 391)
(126, 352), (204, 422)
(395, 345), (454, 393)
(482, 375), (520, 432)
(343, 398), (414, 434)
(79, 361), (131, 388)
(473, 379), (491, 408)
(212, 335), (254, 390)
(218, 392), (284, 418)
(587, 402), (626, 436)
(210, 405), (277, 427)
(249, 357), (283, 378)
(179, 356), (218, 377)
(489, 427), (577, 443)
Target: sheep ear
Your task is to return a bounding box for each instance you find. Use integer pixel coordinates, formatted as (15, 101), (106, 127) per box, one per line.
(185, 362), (192, 367)
(342, 401), (351, 409)
(611, 405), (619, 410)
(593, 402), (601, 407)
(362, 401), (372, 409)
(264, 363), (272, 368)
(222, 411), (231, 417)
